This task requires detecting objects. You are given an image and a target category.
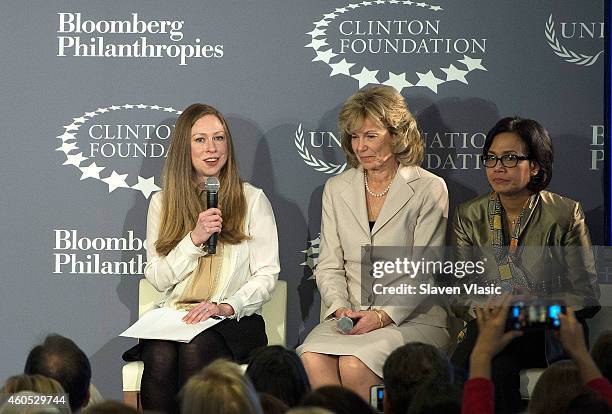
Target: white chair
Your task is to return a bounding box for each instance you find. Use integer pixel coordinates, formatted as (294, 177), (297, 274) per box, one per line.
(122, 278), (287, 409)
(519, 368), (544, 399)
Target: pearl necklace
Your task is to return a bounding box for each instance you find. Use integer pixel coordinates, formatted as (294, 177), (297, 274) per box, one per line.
(364, 170), (393, 197)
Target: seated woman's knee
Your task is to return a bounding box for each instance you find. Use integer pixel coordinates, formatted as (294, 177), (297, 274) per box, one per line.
(142, 341), (177, 373)
(338, 356), (365, 373)
(301, 352), (325, 367)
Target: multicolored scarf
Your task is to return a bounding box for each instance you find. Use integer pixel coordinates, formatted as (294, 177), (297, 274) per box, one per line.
(487, 192), (536, 294)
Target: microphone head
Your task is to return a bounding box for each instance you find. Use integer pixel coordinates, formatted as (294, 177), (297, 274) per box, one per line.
(204, 176), (220, 192)
(337, 316), (354, 334)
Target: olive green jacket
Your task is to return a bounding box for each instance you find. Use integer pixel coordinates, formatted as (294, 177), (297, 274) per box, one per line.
(452, 190), (600, 316)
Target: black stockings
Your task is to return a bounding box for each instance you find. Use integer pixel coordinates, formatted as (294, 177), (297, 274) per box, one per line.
(140, 330), (232, 413)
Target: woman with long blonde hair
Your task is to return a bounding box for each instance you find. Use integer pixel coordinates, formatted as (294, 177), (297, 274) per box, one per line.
(135, 103), (279, 414)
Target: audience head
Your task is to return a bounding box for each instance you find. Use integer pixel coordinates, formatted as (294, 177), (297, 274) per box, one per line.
(528, 360), (589, 414)
(0, 391), (64, 414)
(24, 335), (91, 412)
(300, 385), (375, 414)
(564, 391), (611, 414)
(81, 401), (137, 414)
(180, 359), (263, 414)
(258, 393), (289, 414)
(591, 330), (612, 382)
(405, 380), (461, 414)
(338, 85), (423, 169)
(286, 408), (333, 414)
(382, 342), (453, 414)
(1, 375), (64, 396)
(483, 116), (553, 193)
(1, 376), (69, 414)
(246, 346), (310, 407)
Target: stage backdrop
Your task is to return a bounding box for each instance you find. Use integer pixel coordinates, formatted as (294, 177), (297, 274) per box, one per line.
(0, 0), (607, 398)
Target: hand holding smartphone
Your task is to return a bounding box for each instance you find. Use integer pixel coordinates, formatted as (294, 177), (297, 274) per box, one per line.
(506, 300), (565, 331)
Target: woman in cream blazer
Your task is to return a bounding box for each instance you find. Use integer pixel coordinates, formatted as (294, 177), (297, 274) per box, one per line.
(298, 86), (450, 402)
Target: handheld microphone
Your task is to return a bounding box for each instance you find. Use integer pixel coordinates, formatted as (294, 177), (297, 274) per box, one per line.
(204, 176), (220, 254)
(337, 316), (354, 334)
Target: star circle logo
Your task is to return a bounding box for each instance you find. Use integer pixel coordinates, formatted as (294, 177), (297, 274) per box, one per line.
(56, 104), (181, 197)
(305, 1), (487, 93)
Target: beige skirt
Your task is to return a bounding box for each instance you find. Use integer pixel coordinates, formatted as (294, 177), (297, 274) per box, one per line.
(296, 319), (450, 378)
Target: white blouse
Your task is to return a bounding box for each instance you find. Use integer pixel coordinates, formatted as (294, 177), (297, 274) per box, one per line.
(144, 183), (280, 320)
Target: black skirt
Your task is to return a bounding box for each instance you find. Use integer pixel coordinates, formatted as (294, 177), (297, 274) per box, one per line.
(122, 314), (268, 364)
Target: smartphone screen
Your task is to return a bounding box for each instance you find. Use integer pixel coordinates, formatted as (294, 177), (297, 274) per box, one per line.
(370, 385), (384, 412)
(548, 304), (562, 328)
(507, 301), (564, 331)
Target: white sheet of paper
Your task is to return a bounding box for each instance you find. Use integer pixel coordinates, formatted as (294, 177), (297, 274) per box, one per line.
(119, 307), (225, 343)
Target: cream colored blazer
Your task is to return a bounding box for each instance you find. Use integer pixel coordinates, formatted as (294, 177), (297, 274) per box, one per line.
(316, 165), (449, 328)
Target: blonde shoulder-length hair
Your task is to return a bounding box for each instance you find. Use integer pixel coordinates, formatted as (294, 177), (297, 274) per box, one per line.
(155, 103), (248, 256)
(1, 374), (65, 395)
(180, 360), (263, 414)
(338, 85), (424, 168)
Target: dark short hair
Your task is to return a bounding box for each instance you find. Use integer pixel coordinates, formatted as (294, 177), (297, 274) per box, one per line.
(258, 393), (290, 414)
(591, 330), (612, 382)
(24, 334), (91, 411)
(406, 380), (462, 414)
(300, 386), (375, 414)
(246, 346), (310, 407)
(565, 391), (611, 414)
(382, 342), (453, 414)
(483, 117), (554, 192)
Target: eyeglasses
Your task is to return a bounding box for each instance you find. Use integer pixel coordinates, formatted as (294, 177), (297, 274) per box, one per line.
(482, 154), (531, 168)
